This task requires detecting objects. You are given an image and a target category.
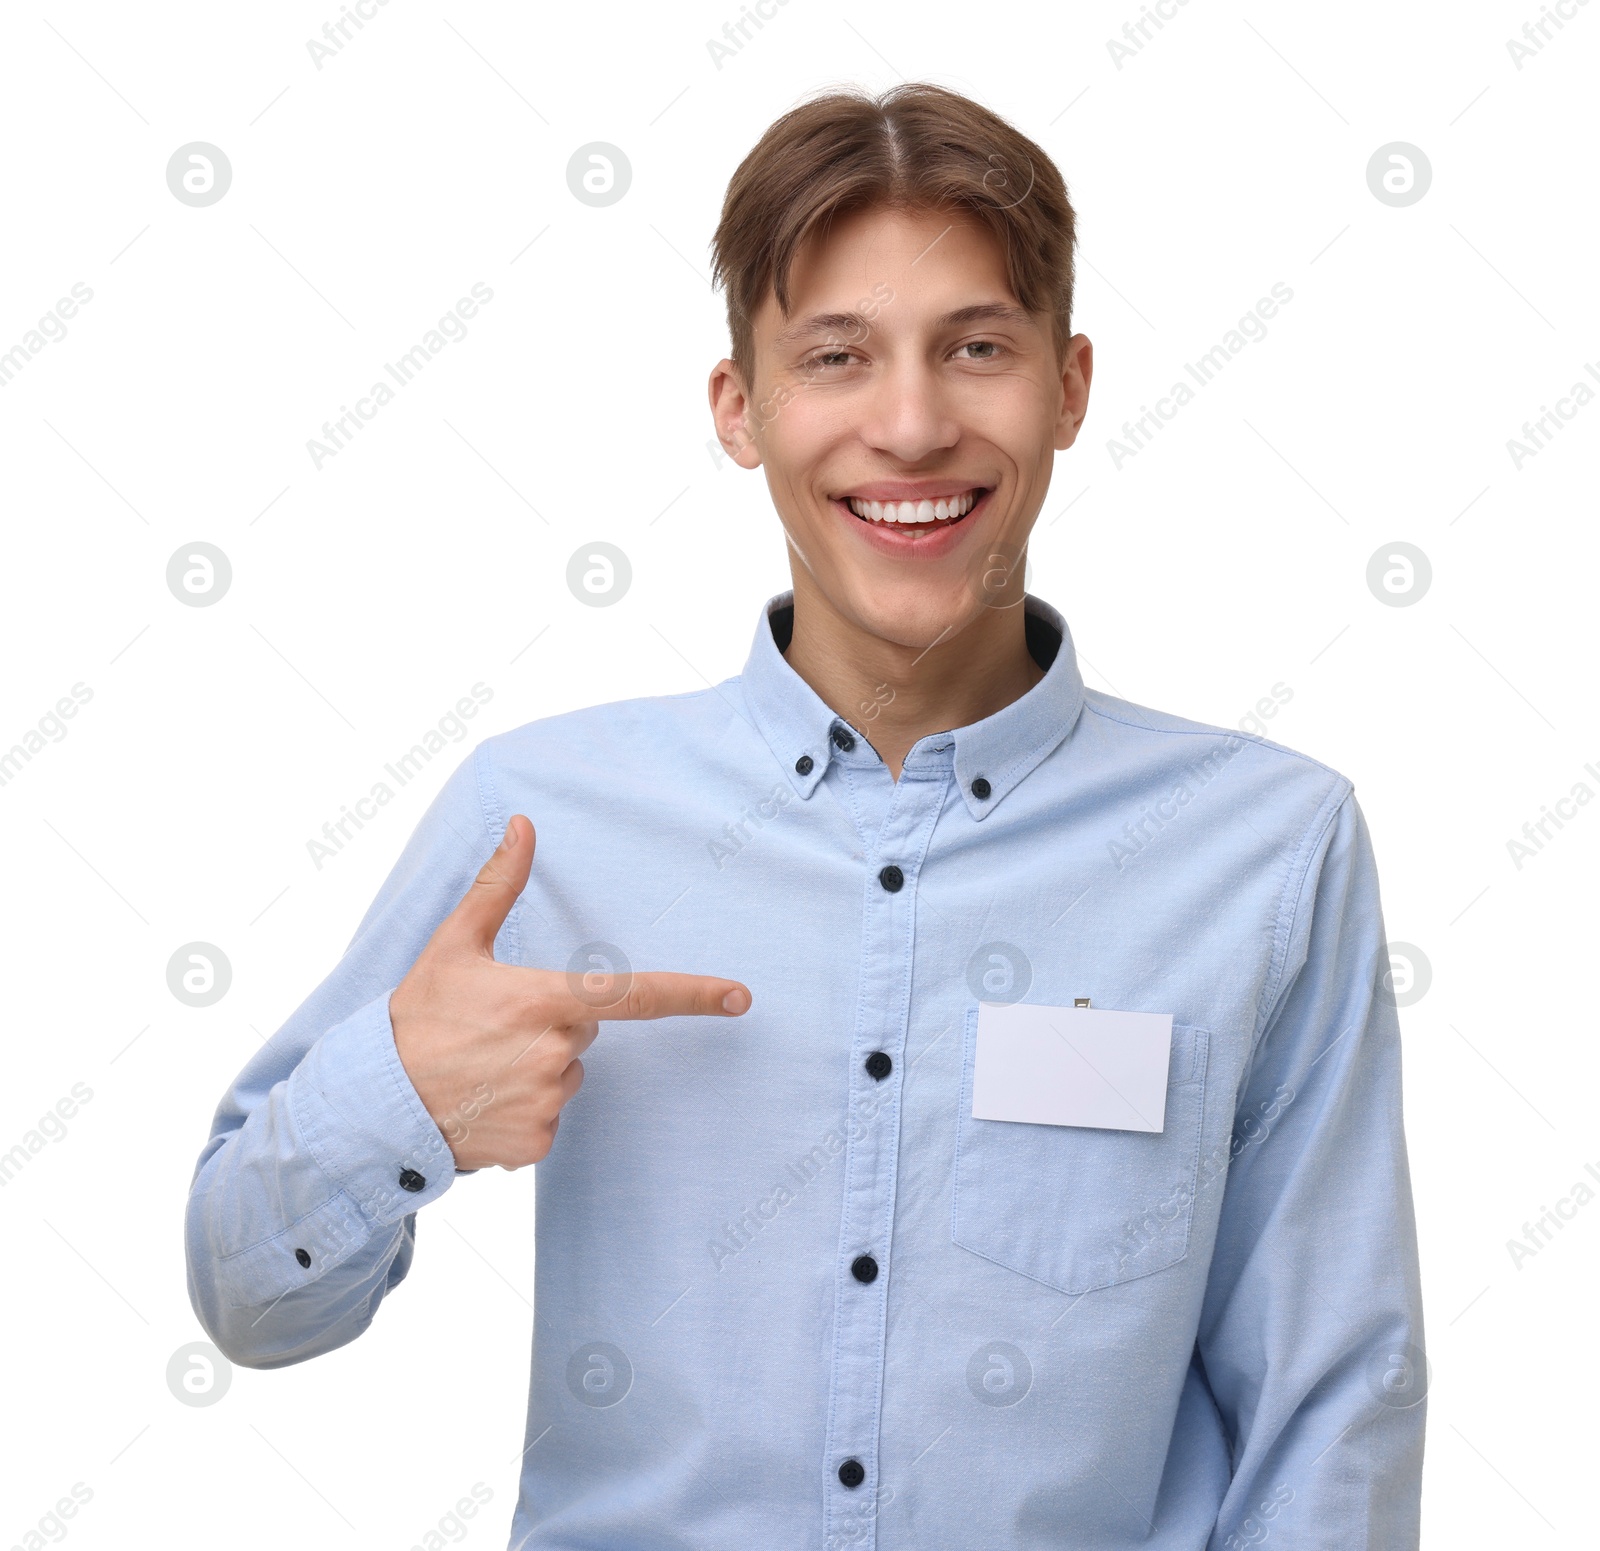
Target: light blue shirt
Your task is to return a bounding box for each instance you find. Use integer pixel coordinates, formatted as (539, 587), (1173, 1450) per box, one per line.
(186, 588), (1425, 1549)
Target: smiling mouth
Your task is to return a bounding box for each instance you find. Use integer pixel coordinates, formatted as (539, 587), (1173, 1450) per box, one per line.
(842, 488), (988, 526)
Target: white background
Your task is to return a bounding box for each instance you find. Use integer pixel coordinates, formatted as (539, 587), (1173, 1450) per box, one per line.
(1, 1), (1594, 1545)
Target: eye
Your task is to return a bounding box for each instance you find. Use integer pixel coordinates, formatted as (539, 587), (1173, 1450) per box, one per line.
(802, 348), (858, 371)
(953, 339), (1003, 361)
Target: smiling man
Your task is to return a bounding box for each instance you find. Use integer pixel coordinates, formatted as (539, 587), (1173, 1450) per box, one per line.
(187, 83), (1425, 1550)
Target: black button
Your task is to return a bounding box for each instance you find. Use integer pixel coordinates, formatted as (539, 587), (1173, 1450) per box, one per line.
(851, 1254), (879, 1284)
(838, 1458), (865, 1488)
(795, 754), (814, 775)
(864, 1051), (892, 1080)
(294, 1247), (311, 1269)
(831, 725), (856, 751)
(971, 776), (992, 800)
(878, 864), (903, 892)
(398, 1168), (426, 1192)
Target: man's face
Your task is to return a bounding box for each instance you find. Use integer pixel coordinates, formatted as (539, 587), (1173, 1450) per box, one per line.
(710, 203), (1092, 652)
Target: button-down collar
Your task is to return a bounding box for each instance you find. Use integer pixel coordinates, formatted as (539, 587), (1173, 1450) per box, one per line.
(738, 588), (1087, 818)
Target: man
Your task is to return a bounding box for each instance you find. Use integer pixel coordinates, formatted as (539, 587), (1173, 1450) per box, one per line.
(187, 82), (1425, 1549)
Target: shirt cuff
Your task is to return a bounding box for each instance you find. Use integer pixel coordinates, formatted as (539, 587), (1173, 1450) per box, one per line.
(289, 988), (459, 1226)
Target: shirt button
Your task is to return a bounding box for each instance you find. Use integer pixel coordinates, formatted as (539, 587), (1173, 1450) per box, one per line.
(971, 776), (992, 800)
(878, 864), (903, 892)
(851, 1254), (879, 1284)
(795, 754), (814, 775)
(294, 1247), (311, 1268)
(838, 1459), (865, 1488)
(831, 725), (856, 752)
(398, 1168), (426, 1192)
(864, 1051), (892, 1080)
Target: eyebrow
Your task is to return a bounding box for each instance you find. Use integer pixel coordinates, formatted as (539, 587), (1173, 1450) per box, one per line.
(936, 303), (1037, 331)
(772, 301), (1037, 348)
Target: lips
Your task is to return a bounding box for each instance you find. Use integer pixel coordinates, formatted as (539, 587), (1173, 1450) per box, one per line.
(836, 485), (990, 531)
(829, 486), (993, 556)
(844, 488), (983, 525)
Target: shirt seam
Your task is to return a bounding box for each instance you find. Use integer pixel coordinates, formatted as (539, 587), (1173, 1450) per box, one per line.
(822, 766), (947, 1538)
(837, 762), (873, 857)
(1250, 779), (1353, 1057)
(1082, 696), (1348, 785)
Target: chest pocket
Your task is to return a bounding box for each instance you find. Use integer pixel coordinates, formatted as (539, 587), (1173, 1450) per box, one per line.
(952, 1004), (1211, 1295)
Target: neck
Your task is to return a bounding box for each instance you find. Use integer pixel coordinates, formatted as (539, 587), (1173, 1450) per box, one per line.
(781, 574), (1045, 781)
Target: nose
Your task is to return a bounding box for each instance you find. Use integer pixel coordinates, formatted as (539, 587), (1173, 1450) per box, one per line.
(855, 357), (961, 464)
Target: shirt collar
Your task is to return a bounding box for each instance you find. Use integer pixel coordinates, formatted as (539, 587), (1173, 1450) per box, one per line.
(736, 588), (1086, 819)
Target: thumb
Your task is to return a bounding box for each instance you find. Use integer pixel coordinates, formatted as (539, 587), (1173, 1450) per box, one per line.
(441, 814), (535, 955)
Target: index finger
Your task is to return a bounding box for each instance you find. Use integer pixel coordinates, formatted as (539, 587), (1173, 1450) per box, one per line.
(580, 970), (751, 1022)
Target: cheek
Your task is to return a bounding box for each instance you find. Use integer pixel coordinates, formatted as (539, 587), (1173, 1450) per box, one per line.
(967, 375), (1056, 441)
(761, 414), (843, 508)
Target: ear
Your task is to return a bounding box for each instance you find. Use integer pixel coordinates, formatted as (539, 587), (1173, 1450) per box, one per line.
(1052, 333), (1094, 452)
(708, 358), (765, 470)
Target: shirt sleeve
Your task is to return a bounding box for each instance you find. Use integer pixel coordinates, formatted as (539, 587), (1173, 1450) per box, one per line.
(1197, 787), (1426, 1549)
(184, 741), (507, 1369)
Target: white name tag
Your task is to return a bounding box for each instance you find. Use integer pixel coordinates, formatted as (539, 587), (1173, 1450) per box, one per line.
(972, 1002), (1175, 1132)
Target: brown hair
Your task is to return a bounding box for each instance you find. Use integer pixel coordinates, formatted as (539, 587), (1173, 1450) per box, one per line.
(709, 82), (1078, 392)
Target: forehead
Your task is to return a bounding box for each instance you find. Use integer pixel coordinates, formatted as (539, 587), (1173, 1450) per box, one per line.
(764, 203), (1018, 322)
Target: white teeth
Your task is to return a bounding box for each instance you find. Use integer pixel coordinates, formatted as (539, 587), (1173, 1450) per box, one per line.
(845, 490), (980, 524)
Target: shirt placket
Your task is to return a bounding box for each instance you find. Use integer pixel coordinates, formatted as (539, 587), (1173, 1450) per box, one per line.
(821, 740), (951, 1550)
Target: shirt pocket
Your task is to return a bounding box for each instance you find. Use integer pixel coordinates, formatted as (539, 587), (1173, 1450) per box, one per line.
(952, 1004), (1211, 1295)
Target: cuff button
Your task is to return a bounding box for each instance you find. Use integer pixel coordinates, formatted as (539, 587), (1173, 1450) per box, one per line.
(398, 1168), (426, 1192)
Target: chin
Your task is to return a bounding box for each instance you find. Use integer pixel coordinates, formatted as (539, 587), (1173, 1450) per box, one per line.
(834, 573), (984, 651)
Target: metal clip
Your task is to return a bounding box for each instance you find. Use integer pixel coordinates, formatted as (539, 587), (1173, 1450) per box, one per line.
(1073, 997), (1091, 1009)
